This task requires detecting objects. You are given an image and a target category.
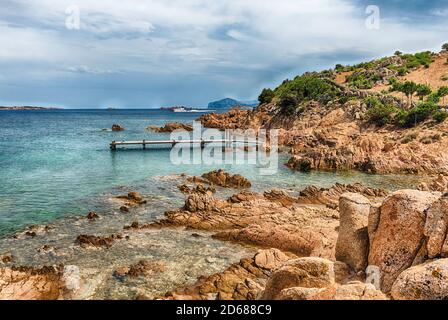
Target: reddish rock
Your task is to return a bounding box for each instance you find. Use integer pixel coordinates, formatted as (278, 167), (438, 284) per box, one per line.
(201, 169), (251, 188)
(112, 124), (125, 131)
(75, 234), (122, 248)
(147, 122), (193, 133)
(86, 211), (99, 220)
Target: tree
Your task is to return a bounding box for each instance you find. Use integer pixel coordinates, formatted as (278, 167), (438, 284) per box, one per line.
(438, 86), (448, 105)
(399, 81), (418, 108)
(416, 84), (431, 101)
(442, 43), (448, 51)
(258, 88), (275, 104)
(394, 50), (402, 56)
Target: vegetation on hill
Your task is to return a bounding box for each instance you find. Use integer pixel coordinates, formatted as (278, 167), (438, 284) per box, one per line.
(339, 51), (435, 89)
(254, 46), (448, 128)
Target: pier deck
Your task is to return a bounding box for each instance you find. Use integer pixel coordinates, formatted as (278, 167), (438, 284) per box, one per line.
(110, 139), (261, 150)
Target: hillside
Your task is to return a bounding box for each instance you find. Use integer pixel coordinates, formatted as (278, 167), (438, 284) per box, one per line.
(199, 44), (448, 175)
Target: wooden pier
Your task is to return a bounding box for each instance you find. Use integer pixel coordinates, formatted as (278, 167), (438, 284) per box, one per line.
(110, 139), (262, 150)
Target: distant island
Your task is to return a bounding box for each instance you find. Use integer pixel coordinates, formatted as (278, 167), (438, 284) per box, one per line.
(207, 98), (258, 109)
(0, 106), (62, 111)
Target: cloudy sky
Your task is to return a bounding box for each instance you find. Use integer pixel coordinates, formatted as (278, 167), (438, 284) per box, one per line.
(0, 0), (447, 108)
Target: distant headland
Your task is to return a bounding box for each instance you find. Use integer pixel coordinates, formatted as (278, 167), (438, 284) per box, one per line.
(0, 106), (63, 111)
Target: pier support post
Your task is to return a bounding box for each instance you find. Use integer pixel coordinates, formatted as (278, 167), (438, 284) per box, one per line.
(143, 140), (146, 149)
(110, 141), (117, 151)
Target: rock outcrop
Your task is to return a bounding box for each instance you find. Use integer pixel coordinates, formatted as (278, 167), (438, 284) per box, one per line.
(201, 170), (252, 189)
(335, 193), (370, 273)
(198, 109), (251, 131)
(115, 191), (147, 208)
(111, 124), (125, 131)
(147, 122), (193, 133)
(151, 190), (339, 258)
(0, 266), (63, 300)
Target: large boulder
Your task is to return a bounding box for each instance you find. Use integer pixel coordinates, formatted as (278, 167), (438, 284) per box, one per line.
(260, 257), (335, 300)
(368, 190), (440, 292)
(391, 259), (448, 300)
(335, 193), (370, 272)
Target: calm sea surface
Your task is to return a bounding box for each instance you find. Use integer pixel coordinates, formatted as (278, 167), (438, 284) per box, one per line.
(0, 109), (422, 237)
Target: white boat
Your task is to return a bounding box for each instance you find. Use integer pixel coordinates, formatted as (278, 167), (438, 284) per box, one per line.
(172, 107), (187, 112)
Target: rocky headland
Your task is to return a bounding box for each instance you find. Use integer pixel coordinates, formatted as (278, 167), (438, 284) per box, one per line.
(198, 49), (448, 175)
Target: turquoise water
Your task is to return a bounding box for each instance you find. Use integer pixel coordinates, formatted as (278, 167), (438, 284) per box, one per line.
(0, 109), (423, 237)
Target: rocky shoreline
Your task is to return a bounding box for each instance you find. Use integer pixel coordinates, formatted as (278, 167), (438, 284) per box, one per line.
(2, 170), (447, 300)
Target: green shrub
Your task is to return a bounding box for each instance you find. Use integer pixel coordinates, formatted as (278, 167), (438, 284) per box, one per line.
(258, 88), (275, 104)
(427, 92), (441, 104)
(335, 64), (345, 72)
(442, 43), (448, 51)
(402, 51), (434, 70)
(416, 84), (432, 100)
(394, 102), (438, 128)
(433, 111), (448, 123)
(366, 103), (396, 126)
(279, 93), (299, 115)
(275, 75), (339, 105)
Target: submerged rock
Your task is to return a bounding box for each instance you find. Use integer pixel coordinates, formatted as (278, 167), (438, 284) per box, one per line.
(0, 252), (13, 264)
(75, 234), (122, 249)
(164, 249), (293, 300)
(127, 260), (166, 278)
(86, 211), (99, 220)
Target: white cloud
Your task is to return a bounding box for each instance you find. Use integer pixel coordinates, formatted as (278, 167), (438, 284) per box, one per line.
(0, 0), (447, 106)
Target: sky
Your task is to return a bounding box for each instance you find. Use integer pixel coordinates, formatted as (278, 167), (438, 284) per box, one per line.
(0, 0), (447, 109)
